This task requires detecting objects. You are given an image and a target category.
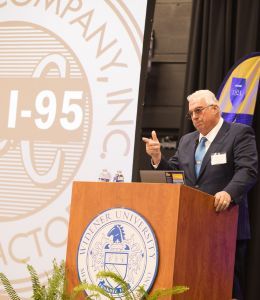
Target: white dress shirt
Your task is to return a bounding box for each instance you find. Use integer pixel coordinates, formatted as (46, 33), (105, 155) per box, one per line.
(199, 117), (224, 151)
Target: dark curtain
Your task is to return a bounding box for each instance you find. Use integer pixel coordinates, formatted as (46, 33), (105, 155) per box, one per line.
(180, 0), (260, 299)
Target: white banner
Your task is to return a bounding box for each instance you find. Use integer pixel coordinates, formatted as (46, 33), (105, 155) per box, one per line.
(0, 0), (148, 297)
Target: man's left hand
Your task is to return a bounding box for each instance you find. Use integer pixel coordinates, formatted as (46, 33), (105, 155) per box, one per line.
(214, 191), (232, 212)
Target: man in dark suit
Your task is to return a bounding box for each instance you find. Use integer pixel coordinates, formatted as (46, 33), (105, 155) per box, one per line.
(142, 90), (258, 300)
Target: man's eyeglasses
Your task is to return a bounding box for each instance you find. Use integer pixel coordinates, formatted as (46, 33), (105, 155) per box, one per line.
(186, 105), (214, 119)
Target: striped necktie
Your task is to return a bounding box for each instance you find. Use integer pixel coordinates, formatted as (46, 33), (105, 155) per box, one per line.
(195, 137), (207, 177)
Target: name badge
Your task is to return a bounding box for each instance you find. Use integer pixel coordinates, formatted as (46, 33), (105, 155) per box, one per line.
(211, 153), (227, 165)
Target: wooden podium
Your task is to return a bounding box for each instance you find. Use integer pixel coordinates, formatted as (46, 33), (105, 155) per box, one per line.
(66, 182), (238, 299)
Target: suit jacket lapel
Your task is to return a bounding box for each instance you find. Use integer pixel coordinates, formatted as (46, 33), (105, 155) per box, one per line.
(190, 133), (200, 182)
(197, 122), (230, 179)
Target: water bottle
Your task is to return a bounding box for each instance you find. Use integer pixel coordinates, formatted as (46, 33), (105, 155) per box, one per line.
(113, 170), (124, 182)
(98, 169), (111, 182)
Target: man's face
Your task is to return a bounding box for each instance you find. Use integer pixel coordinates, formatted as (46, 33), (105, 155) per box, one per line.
(188, 98), (219, 135)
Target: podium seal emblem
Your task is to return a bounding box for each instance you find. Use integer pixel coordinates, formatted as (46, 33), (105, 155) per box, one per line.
(77, 207), (159, 298)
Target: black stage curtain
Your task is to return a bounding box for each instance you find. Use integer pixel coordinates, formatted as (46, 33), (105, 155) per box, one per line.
(180, 0), (260, 299)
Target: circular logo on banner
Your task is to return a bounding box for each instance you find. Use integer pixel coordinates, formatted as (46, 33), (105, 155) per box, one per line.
(0, 21), (91, 222)
(77, 208), (159, 298)
(0, 2), (147, 298)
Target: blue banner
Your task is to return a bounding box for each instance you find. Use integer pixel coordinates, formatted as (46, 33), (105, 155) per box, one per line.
(217, 53), (260, 126)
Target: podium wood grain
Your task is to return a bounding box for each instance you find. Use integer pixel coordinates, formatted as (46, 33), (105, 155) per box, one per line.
(66, 182), (238, 299)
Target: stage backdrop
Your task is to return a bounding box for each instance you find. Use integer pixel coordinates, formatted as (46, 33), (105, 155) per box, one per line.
(0, 1), (150, 297)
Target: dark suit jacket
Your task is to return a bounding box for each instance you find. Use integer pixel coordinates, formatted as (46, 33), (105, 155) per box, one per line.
(158, 121), (258, 239)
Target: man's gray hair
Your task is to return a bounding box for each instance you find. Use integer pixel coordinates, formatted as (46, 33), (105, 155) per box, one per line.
(187, 90), (219, 105)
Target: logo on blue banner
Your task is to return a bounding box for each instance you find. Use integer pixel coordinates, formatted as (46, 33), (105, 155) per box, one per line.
(230, 77), (246, 107)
